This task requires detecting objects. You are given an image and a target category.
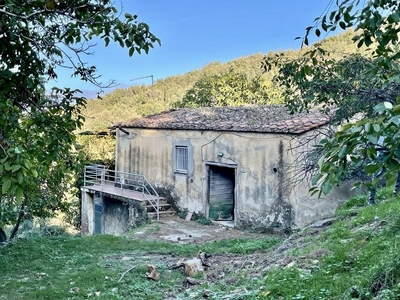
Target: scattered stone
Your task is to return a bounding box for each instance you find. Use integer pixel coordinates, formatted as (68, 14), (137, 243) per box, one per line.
(197, 251), (212, 267)
(145, 265), (160, 281)
(185, 211), (193, 221)
(183, 258), (204, 277)
(276, 240), (293, 254)
(186, 277), (203, 285)
(308, 217), (337, 228)
(285, 261), (296, 268)
(35, 272), (48, 278)
(203, 289), (212, 298)
(167, 258), (185, 269)
(69, 287), (80, 294)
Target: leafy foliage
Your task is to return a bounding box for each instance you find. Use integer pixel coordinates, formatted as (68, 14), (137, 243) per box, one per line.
(265, 1), (400, 195)
(311, 102), (400, 196)
(0, 0), (159, 240)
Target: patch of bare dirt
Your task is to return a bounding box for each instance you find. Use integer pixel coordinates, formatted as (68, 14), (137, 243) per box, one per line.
(125, 216), (267, 244)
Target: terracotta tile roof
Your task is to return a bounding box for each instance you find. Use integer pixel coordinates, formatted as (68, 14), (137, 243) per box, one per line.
(116, 105), (330, 134)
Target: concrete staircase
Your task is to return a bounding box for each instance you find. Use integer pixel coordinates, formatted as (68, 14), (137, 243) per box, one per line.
(145, 197), (176, 219)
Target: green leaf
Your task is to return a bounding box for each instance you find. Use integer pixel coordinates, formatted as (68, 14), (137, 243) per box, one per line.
(304, 65), (311, 76)
(15, 186), (24, 202)
(364, 36), (373, 47)
(351, 126), (362, 133)
(338, 146), (347, 159)
(4, 162), (11, 171)
(11, 165), (21, 173)
(389, 116), (400, 125)
(319, 139), (329, 144)
(374, 101), (393, 113)
(386, 172), (397, 187)
(129, 47), (134, 57)
(365, 163), (380, 174)
(17, 172), (24, 184)
(321, 181), (333, 195)
(311, 173), (321, 186)
(364, 122), (371, 133)
(2, 179), (11, 194)
(309, 186), (320, 197)
(318, 155), (325, 168)
(367, 146), (377, 158)
(366, 134), (378, 144)
(344, 12), (351, 23)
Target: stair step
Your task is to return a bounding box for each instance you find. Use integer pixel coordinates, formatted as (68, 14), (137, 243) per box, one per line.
(145, 203), (172, 212)
(144, 197), (168, 205)
(147, 210), (176, 219)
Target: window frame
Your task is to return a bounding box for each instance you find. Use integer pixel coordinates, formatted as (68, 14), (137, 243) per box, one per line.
(175, 145), (188, 174)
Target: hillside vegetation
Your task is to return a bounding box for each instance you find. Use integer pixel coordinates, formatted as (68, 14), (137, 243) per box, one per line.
(1, 188), (400, 299)
(80, 30), (360, 133)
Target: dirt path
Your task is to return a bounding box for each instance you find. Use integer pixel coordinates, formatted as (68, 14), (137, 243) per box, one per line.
(126, 216), (267, 244)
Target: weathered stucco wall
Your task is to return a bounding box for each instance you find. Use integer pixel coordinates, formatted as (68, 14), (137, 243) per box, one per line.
(81, 187), (148, 236)
(81, 188), (94, 235)
(116, 128), (298, 229)
(289, 129), (355, 228)
(115, 128), (350, 229)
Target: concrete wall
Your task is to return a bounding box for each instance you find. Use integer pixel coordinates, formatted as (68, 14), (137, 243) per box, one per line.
(115, 128), (351, 229)
(81, 187), (148, 236)
(81, 188), (94, 235)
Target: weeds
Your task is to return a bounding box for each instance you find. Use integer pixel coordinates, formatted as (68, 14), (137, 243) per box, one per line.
(177, 208), (213, 225)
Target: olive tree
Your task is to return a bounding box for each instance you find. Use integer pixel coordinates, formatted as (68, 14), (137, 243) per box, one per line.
(264, 0), (400, 196)
(0, 0), (160, 241)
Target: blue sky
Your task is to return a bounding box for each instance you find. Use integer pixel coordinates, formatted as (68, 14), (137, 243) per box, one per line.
(51, 0), (338, 98)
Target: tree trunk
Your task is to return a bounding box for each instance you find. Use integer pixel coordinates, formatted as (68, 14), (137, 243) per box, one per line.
(9, 203), (25, 240)
(0, 228), (7, 243)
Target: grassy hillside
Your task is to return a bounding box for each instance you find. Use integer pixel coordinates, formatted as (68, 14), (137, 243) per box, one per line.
(1, 187), (400, 299)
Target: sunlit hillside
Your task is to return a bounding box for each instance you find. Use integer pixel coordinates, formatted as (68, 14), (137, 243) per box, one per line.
(80, 30), (360, 132)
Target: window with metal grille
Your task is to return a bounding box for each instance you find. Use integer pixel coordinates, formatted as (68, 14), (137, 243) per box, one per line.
(175, 146), (188, 173)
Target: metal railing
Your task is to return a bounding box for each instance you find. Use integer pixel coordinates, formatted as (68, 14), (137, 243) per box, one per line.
(83, 164), (160, 220)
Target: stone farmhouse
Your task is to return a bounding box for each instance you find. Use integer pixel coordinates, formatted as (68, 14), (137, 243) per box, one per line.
(81, 105), (352, 235)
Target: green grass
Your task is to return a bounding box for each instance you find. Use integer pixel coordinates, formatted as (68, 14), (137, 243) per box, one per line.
(0, 232), (280, 299)
(2, 189), (400, 299)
